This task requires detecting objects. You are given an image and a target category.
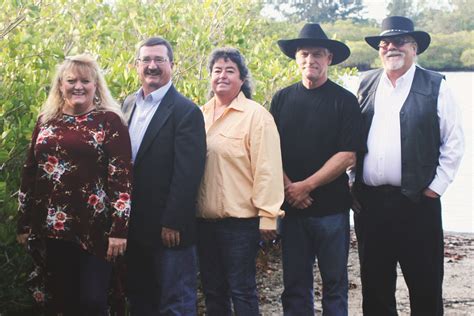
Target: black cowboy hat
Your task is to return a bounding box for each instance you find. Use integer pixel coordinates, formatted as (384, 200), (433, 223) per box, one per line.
(365, 16), (431, 54)
(277, 23), (350, 65)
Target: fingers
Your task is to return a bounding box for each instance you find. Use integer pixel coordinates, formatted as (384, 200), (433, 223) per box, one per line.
(288, 196), (314, 209)
(107, 238), (127, 261)
(161, 227), (180, 248)
(423, 188), (440, 199)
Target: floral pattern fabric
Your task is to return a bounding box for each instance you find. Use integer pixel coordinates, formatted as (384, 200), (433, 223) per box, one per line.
(17, 110), (133, 259)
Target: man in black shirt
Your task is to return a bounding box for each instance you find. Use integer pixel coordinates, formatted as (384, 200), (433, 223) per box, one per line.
(270, 23), (363, 315)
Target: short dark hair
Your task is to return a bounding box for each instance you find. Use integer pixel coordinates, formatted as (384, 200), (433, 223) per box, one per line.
(136, 37), (174, 62)
(207, 47), (253, 99)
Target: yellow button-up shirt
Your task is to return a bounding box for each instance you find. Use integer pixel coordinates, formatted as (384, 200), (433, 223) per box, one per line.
(197, 92), (284, 230)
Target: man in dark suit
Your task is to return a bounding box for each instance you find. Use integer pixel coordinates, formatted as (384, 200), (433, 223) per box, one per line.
(123, 37), (206, 315)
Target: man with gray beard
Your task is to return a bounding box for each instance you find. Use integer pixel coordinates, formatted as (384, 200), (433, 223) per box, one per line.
(352, 16), (464, 315)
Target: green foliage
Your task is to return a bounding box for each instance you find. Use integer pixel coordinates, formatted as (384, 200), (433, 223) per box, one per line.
(319, 20), (474, 71)
(418, 32), (474, 70)
(415, 0), (474, 34)
(0, 0), (356, 313)
(269, 0), (365, 23)
(387, 0), (415, 18)
(322, 20), (378, 42)
(342, 40), (377, 70)
(460, 49), (474, 68)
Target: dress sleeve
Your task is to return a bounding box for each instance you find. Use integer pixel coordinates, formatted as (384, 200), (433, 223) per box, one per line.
(17, 119), (41, 234)
(103, 114), (133, 238)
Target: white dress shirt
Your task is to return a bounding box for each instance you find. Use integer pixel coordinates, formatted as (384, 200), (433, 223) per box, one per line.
(128, 81), (172, 162)
(362, 64), (464, 196)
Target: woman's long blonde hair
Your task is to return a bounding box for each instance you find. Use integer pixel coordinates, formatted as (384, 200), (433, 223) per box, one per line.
(40, 54), (123, 123)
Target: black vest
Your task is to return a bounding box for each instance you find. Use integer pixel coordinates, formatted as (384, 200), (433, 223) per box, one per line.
(357, 66), (444, 201)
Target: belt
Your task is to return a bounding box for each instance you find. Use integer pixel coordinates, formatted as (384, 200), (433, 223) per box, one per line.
(197, 217), (258, 223)
(360, 183), (401, 194)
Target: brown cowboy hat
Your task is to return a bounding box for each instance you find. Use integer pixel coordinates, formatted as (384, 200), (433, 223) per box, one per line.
(365, 16), (431, 54)
(277, 23), (350, 65)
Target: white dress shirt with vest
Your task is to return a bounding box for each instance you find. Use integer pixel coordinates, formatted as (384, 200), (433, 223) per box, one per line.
(362, 63), (464, 196)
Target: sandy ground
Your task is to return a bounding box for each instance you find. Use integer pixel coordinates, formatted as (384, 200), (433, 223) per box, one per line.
(199, 229), (474, 315)
(257, 230), (474, 316)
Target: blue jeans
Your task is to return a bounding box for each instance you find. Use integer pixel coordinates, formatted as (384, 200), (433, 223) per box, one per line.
(127, 242), (197, 316)
(281, 212), (350, 316)
(197, 218), (260, 316)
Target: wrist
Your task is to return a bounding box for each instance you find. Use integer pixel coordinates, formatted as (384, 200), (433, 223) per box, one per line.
(304, 178), (317, 192)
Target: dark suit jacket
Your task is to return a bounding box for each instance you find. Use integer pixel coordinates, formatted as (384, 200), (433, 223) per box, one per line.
(123, 84), (206, 249)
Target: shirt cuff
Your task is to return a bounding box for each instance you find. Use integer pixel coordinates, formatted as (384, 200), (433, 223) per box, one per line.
(428, 176), (449, 196)
(259, 216), (277, 230)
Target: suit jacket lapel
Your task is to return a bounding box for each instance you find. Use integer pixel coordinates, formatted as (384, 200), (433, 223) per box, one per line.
(134, 85), (176, 166)
(122, 94), (137, 124)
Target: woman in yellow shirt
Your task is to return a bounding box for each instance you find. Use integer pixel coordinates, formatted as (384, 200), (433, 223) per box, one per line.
(196, 47), (284, 315)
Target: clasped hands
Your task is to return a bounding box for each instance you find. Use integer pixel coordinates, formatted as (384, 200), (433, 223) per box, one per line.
(285, 180), (314, 209)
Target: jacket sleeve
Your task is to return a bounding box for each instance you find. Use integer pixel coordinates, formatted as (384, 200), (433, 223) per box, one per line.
(160, 104), (206, 231)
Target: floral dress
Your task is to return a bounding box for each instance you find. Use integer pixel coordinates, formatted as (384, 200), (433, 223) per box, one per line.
(17, 110), (133, 305)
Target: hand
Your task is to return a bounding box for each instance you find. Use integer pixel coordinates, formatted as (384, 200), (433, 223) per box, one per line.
(107, 237), (127, 261)
(285, 180), (314, 209)
(292, 197), (314, 209)
(260, 229), (278, 242)
(17, 233), (30, 246)
(161, 227), (180, 248)
(423, 188), (440, 199)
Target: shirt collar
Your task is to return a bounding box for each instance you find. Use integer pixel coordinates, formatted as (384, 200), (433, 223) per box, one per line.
(135, 80), (172, 104)
(202, 91), (247, 114)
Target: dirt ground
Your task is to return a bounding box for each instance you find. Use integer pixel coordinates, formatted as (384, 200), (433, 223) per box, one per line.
(252, 229), (474, 316)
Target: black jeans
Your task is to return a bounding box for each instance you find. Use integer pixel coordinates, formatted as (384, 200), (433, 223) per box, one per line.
(45, 238), (112, 316)
(354, 185), (444, 316)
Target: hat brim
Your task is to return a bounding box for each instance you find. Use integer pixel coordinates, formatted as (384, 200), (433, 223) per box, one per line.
(277, 38), (351, 65)
(365, 31), (431, 54)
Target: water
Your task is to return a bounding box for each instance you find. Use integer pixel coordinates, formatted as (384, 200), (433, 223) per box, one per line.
(441, 72), (473, 233)
(342, 71), (473, 233)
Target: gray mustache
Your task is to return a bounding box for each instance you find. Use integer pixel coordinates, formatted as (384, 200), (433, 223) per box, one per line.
(386, 51), (405, 57)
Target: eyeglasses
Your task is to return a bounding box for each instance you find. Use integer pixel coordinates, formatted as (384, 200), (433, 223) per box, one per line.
(137, 57), (169, 65)
(378, 38), (415, 49)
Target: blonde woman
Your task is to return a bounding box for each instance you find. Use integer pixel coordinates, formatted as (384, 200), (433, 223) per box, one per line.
(17, 54), (132, 315)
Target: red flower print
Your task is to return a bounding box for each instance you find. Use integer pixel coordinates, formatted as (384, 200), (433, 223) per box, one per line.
(33, 290), (45, 303)
(115, 200), (126, 211)
(108, 164), (116, 175)
(119, 192), (130, 201)
(47, 155), (59, 165)
(95, 131), (105, 144)
(76, 115), (88, 123)
(88, 194), (99, 206)
(95, 202), (105, 212)
(55, 211), (66, 222)
(53, 221), (65, 231)
(36, 136), (44, 144)
(43, 162), (55, 174)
